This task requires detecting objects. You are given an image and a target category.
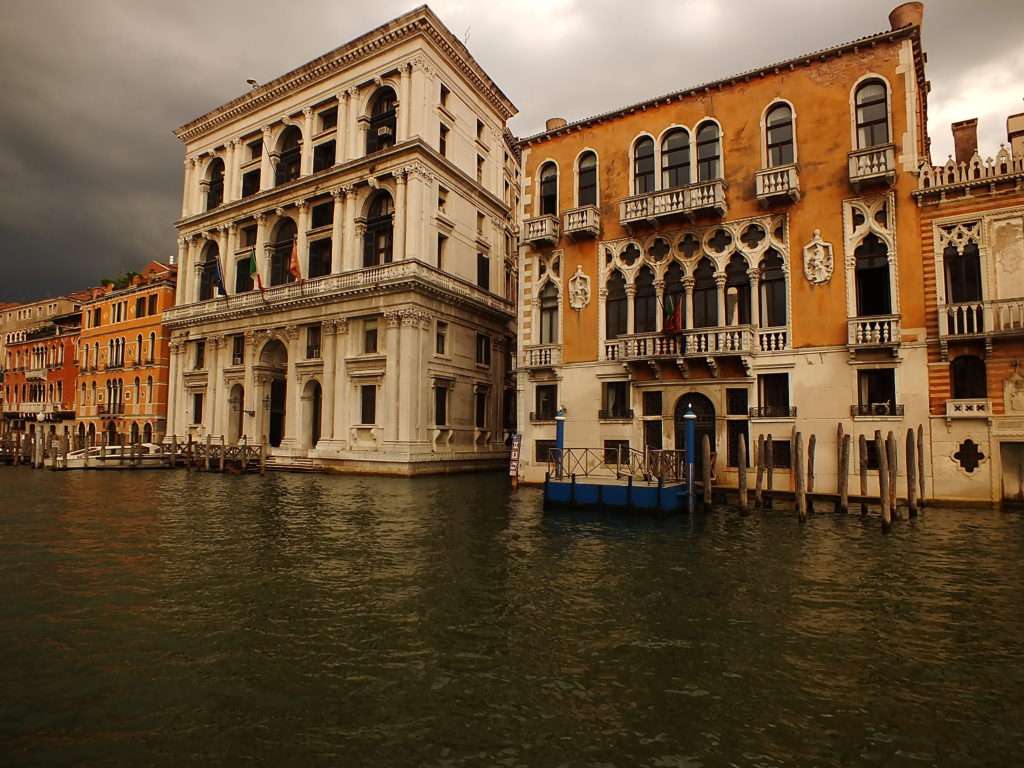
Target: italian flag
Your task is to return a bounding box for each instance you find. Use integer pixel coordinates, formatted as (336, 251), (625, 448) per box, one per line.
(664, 293), (682, 333)
(248, 251), (264, 292)
(288, 239), (302, 282)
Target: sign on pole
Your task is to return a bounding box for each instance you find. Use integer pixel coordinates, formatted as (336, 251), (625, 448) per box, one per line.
(509, 433), (522, 477)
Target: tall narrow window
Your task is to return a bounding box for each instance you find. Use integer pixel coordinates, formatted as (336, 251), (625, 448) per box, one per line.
(633, 137), (655, 194)
(944, 242), (983, 304)
(269, 219), (297, 286)
(855, 234), (891, 316)
(539, 162), (557, 215)
(539, 282), (559, 344)
(363, 192), (394, 267)
(661, 129), (691, 188)
(725, 254), (751, 325)
(759, 249), (787, 327)
(634, 267), (657, 333)
(434, 383), (449, 426)
(306, 325), (321, 359)
(274, 126), (302, 186)
(765, 103), (794, 166)
(437, 234), (447, 271)
(693, 258), (718, 328)
(577, 151), (597, 206)
(477, 253), (490, 290)
(606, 270), (628, 339)
(367, 87), (397, 153)
(205, 158), (225, 209)
(951, 356), (987, 399)
(855, 80), (889, 149)
(363, 319), (378, 354)
(475, 390), (488, 430)
(696, 122), (721, 182)
(360, 385), (376, 424)
(439, 123), (449, 157)
(662, 262), (686, 331)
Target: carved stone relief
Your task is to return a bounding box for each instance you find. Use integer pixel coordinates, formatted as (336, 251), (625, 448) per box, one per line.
(802, 229), (835, 285)
(568, 265), (591, 311)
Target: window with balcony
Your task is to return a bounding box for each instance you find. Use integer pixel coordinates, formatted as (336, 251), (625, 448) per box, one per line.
(695, 121), (721, 181)
(855, 234), (891, 316)
(951, 355), (987, 399)
(539, 162), (557, 215)
(855, 80), (889, 149)
(205, 158), (225, 210)
(308, 239), (331, 278)
(635, 266), (657, 333)
(360, 384), (376, 424)
(757, 373), (790, 417)
(662, 262), (685, 332)
(535, 384), (557, 420)
(434, 383), (449, 426)
(857, 368), (897, 415)
(274, 126), (302, 186)
(306, 325), (321, 359)
(661, 128), (691, 189)
(367, 87), (397, 153)
(539, 282), (559, 344)
(633, 136), (655, 194)
(944, 242), (983, 304)
(269, 219), (297, 286)
(765, 103), (794, 166)
(606, 270), (628, 339)
(198, 243), (220, 301)
(577, 151), (597, 206)
(363, 192), (394, 267)
(602, 381), (631, 419)
(235, 255), (254, 294)
(363, 319), (378, 354)
(475, 389), (488, 429)
(477, 253), (490, 291)
(725, 254), (751, 325)
(231, 334), (244, 366)
(759, 249), (787, 327)
(693, 258), (718, 328)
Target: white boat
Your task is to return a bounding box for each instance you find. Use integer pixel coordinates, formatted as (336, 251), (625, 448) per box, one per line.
(62, 443), (168, 470)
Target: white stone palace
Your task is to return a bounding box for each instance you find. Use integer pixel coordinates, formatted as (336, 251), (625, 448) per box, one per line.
(164, 6), (520, 473)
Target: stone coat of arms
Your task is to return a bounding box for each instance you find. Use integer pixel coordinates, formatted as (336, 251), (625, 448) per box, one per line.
(568, 265), (591, 311)
(802, 229), (834, 285)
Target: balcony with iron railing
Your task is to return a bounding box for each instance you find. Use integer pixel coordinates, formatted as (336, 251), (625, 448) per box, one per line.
(522, 344), (561, 369)
(848, 144), (896, 189)
(945, 398), (990, 421)
(562, 206), (600, 238)
(755, 164), (800, 204)
(749, 405), (797, 419)
(848, 314), (901, 352)
(850, 402), (904, 418)
(522, 214), (560, 246)
(619, 179), (728, 226)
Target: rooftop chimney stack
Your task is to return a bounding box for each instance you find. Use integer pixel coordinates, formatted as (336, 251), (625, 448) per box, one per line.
(545, 117), (567, 132)
(889, 2), (924, 30)
(1008, 113), (1024, 159)
(951, 118), (979, 165)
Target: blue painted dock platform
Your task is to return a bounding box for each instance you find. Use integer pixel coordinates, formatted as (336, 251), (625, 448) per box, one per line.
(543, 474), (689, 513)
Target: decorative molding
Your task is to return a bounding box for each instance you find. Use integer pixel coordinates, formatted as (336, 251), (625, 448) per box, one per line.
(802, 229), (835, 285)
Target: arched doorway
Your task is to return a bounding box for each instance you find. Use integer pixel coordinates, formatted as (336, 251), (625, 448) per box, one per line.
(260, 340), (288, 448)
(143, 423), (153, 444)
(106, 422), (118, 446)
(77, 422), (85, 449)
(674, 393), (716, 475)
(228, 384), (245, 445)
(87, 423), (96, 447)
(303, 379), (322, 449)
(130, 422), (140, 444)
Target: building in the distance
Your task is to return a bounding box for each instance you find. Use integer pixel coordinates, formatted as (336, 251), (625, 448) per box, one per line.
(514, 2), (931, 493)
(915, 113), (1024, 503)
(2, 311), (82, 435)
(163, 5), (519, 473)
(75, 262), (177, 446)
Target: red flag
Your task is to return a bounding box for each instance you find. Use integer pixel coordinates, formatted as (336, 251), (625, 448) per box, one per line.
(288, 238), (301, 282)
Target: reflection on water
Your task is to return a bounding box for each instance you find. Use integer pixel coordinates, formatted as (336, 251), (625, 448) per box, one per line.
(1, 467), (1023, 766)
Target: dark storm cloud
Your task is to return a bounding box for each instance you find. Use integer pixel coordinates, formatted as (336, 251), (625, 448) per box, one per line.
(0, 0), (1020, 301)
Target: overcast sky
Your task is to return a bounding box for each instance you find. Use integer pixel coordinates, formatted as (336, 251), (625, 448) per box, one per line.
(0, 0), (1021, 301)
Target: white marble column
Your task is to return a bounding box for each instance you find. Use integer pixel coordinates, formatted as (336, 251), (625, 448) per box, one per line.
(397, 313), (421, 442)
(344, 188), (358, 271)
(384, 311), (402, 442)
(166, 341), (182, 437)
(218, 226), (231, 296)
(296, 201), (309, 278)
(259, 126), (274, 191)
(715, 273), (727, 327)
(330, 189), (344, 273)
(331, 319), (349, 444)
(335, 93), (347, 165)
(242, 332), (257, 441)
(748, 269), (761, 328)
(207, 336), (222, 435)
(405, 170), (423, 262)
(626, 285), (636, 335)
(282, 326), (300, 449)
(683, 277), (695, 329)
(654, 280), (665, 333)
(181, 158), (193, 217)
(320, 321), (337, 444)
(183, 238), (198, 304)
(398, 62), (412, 141)
(224, 140), (237, 202)
(394, 171), (407, 259)
(254, 214), (268, 287)
(346, 86), (360, 160)
(301, 107), (314, 176)
(174, 238), (188, 304)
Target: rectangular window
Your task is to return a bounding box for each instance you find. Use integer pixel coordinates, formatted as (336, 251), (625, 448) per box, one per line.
(476, 155), (485, 184)
(235, 257), (254, 293)
(857, 369), (897, 415)
(248, 139), (262, 160)
(437, 233), (447, 271)
(727, 420), (749, 468)
(308, 239), (332, 278)
(477, 253), (490, 290)
(475, 333), (491, 366)
(436, 321), (447, 355)
(642, 391), (662, 417)
(439, 123), (449, 157)
(475, 390), (487, 429)
(364, 319), (378, 354)
(319, 107), (337, 132)
(435, 383), (448, 426)
(135, 297), (145, 318)
(306, 325), (321, 359)
(535, 439), (557, 463)
(194, 340), (205, 370)
(147, 294), (158, 315)
(476, 118), (485, 140)
(310, 201), (333, 229)
(241, 169), (260, 198)
(757, 373), (790, 417)
(93, 308), (101, 327)
(770, 439), (792, 469)
(863, 439), (881, 471)
(601, 381), (631, 419)
(192, 392), (204, 425)
(240, 225), (257, 247)
(313, 141), (335, 173)
(604, 439), (630, 465)
(477, 212), (485, 234)
(360, 385), (376, 425)
(231, 334), (244, 366)
(438, 186), (448, 213)
(535, 384), (557, 421)
(439, 83), (450, 108)
(726, 388), (749, 416)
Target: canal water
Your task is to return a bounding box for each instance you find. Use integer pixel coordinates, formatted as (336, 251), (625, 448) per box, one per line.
(1, 468), (1022, 767)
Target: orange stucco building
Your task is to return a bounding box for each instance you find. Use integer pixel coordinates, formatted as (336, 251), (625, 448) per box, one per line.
(2, 312), (81, 434)
(515, 3), (933, 493)
(76, 262), (177, 445)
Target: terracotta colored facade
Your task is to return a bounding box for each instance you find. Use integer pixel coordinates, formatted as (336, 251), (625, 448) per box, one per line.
(515, 4), (933, 494)
(2, 313), (81, 433)
(76, 262), (177, 445)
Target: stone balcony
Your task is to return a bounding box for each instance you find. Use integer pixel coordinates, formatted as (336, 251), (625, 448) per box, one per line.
(563, 206), (600, 238)
(163, 260), (514, 328)
(847, 314), (901, 356)
(521, 214), (560, 246)
(755, 164), (800, 204)
(521, 344), (561, 370)
(945, 398), (990, 422)
(25, 367), (48, 381)
(619, 179), (727, 226)
(939, 297), (1024, 348)
(604, 325), (755, 377)
(848, 144), (896, 189)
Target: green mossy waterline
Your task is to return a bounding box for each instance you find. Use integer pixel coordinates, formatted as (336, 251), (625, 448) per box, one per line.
(2, 468), (1022, 767)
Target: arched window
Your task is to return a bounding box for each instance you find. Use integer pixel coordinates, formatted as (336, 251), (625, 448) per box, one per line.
(274, 126), (302, 186)
(635, 266), (657, 333)
(759, 249), (787, 327)
(149, 332), (156, 363)
(147, 376), (153, 403)
(539, 162), (558, 215)
(696, 122), (721, 182)
(205, 158), (225, 210)
(662, 262), (685, 331)
(765, 103), (794, 166)
(134, 376), (141, 404)
(136, 334), (143, 365)
(661, 129), (691, 189)
(367, 87), (397, 154)
(951, 355), (987, 399)
(269, 219), (297, 286)
(945, 242), (983, 304)
(539, 282), (559, 344)
(854, 234), (891, 316)
(633, 137), (655, 194)
(577, 152), (597, 207)
(693, 258), (718, 328)
(363, 192), (394, 267)
(725, 254), (751, 325)
(606, 271), (628, 339)
(198, 243), (220, 301)
(855, 80), (889, 149)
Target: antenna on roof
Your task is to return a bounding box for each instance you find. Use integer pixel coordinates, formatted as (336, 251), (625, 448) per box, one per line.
(463, 26), (471, 45)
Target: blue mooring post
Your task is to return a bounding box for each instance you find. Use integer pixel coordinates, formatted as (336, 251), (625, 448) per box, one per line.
(554, 407), (566, 480)
(684, 404), (697, 514)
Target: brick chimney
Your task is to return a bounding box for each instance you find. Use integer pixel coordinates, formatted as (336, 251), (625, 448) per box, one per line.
(545, 117), (567, 131)
(889, 2), (924, 30)
(951, 118), (978, 164)
(1008, 113), (1024, 159)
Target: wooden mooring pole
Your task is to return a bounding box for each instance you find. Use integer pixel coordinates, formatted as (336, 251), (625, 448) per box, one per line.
(738, 433), (749, 513)
(906, 428), (918, 518)
(886, 431), (898, 517)
(219, 436), (226, 473)
(917, 424), (926, 509)
(754, 435), (764, 509)
(701, 433), (712, 512)
(765, 435), (774, 509)
(795, 431), (807, 523)
(859, 434), (869, 515)
(837, 433), (851, 514)
(806, 433), (816, 515)
(877, 433), (892, 533)
(260, 437), (267, 475)
(204, 434), (212, 472)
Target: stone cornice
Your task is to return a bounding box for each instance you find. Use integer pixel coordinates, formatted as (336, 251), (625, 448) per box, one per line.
(173, 6), (516, 144)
